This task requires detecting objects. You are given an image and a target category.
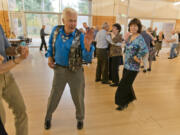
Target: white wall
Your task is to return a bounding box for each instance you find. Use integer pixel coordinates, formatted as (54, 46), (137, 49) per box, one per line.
(92, 0), (120, 16)
(92, 0), (180, 19)
(129, 0), (180, 19)
(92, 0), (179, 34)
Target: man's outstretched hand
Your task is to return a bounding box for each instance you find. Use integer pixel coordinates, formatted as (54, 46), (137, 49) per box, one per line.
(84, 28), (94, 52)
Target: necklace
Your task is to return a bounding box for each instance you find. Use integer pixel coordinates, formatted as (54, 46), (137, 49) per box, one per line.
(61, 34), (69, 42)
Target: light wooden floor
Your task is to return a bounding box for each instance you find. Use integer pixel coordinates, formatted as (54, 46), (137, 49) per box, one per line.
(4, 48), (180, 135)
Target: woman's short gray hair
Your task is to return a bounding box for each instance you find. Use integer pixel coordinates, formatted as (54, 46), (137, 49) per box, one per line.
(62, 7), (77, 19)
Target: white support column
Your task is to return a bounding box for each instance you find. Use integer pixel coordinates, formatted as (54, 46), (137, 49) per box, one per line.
(22, 12), (27, 37)
(58, 13), (62, 25)
(1, 0), (8, 10)
(151, 19), (154, 29)
(88, 0), (92, 26)
(124, 0), (130, 34)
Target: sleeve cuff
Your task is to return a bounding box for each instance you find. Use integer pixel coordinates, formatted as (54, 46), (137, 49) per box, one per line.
(82, 45), (95, 63)
(90, 45), (95, 52)
(45, 52), (53, 58)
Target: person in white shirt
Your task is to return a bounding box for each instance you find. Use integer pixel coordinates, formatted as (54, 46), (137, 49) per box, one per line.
(166, 30), (179, 59)
(95, 22), (110, 84)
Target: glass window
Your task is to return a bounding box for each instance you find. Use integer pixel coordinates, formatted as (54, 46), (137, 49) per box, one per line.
(77, 16), (89, 29)
(44, 0), (59, 12)
(26, 13), (58, 46)
(140, 19), (151, 29)
(11, 18), (24, 37)
(8, 0), (23, 11)
(41, 14), (59, 34)
(26, 14), (42, 37)
(153, 22), (163, 34)
(26, 14), (42, 46)
(24, 0), (43, 11)
(78, 0), (89, 14)
(61, 0), (89, 14)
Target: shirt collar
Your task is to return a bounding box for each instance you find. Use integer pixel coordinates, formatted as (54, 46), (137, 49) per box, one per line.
(60, 26), (76, 37)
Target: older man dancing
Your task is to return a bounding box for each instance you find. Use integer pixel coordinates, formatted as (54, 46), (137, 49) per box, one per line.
(44, 7), (94, 130)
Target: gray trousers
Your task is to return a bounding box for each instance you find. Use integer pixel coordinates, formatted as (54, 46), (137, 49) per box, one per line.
(142, 52), (149, 70)
(0, 72), (28, 135)
(96, 48), (109, 82)
(45, 65), (85, 122)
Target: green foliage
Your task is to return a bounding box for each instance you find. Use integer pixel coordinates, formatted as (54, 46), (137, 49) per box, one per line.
(24, 0), (54, 11)
(78, 0), (89, 14)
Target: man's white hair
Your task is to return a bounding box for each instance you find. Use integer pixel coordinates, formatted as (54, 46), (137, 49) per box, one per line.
(102, 22), (109, 29)
(62, 7), (77, 19)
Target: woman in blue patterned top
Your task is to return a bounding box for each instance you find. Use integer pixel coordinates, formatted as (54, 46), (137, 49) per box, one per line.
(115, 18), (148, 110)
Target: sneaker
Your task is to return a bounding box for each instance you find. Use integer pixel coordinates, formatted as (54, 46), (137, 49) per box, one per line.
(143, 69), (147, 73)
(147, 68), (151, 71)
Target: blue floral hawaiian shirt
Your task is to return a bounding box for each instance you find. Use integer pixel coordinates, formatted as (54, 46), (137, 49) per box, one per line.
(124, 35), (149, 71)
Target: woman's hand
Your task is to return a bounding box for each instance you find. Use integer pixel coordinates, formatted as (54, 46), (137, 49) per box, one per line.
(133, 56), (141, 63)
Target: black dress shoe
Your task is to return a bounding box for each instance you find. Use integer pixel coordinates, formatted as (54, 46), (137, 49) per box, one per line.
(95, 79), (101, 82)
(77, 121), (83, 130)
(116, 104), (128, 111)
(101, 81), (111, 84)
(110, 83), (118, 87)
(44, 120), (51, 130)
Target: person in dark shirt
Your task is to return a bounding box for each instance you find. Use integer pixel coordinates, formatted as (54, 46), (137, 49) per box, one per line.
(40, 25), (49, 51)
(177, 32), (180, 55)
(155, 31), (164, 56)
(152, 27), (157, 38)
